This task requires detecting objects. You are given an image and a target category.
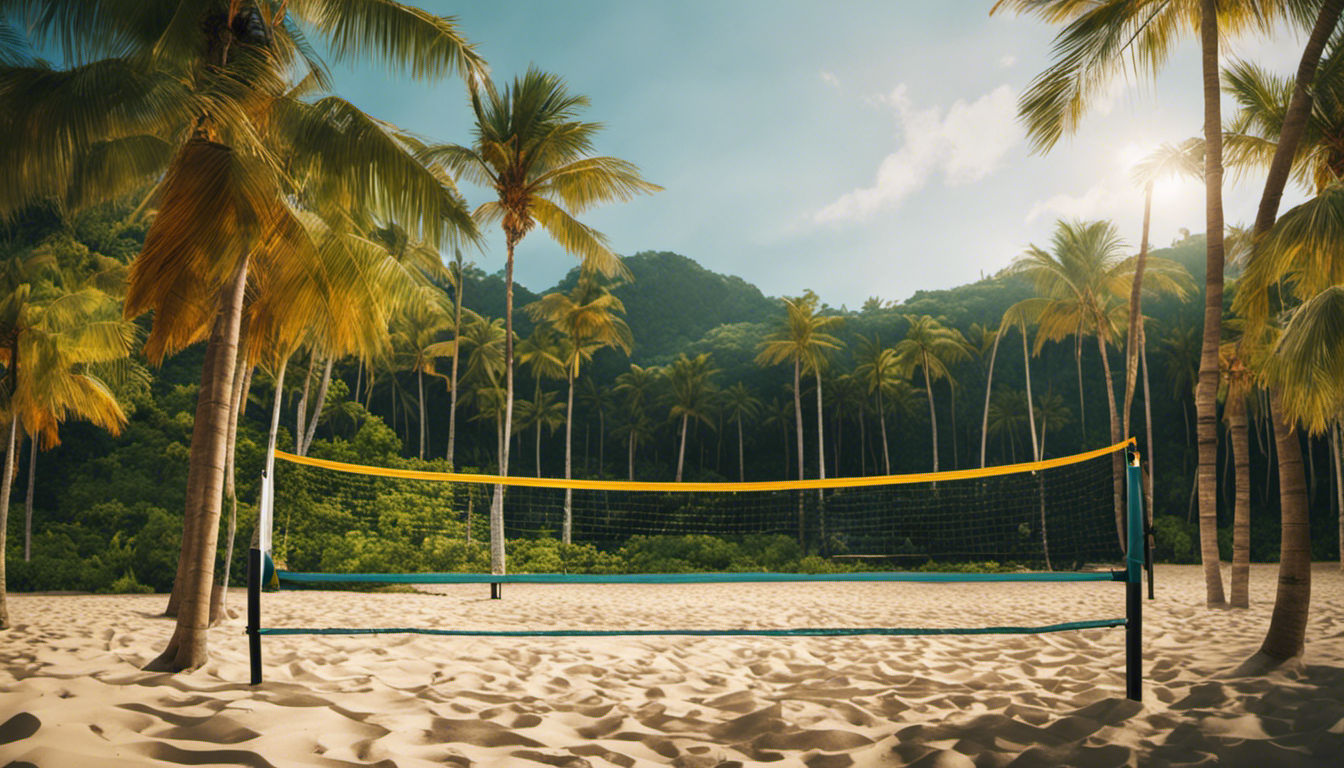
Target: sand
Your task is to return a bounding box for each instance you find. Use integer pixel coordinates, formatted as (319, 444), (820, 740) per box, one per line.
(1, 563), (1342, 767)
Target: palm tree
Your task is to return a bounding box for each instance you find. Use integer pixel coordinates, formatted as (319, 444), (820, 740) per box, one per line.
(893, 315), (970, 473)
(389, 286), (454, 459)
(1220, 337), (1256, 609)
(1009, 219), (1192, 546)
(991, 0), (1318, 612)
(444, 250), (467, 467)
(981, 301), (1045, 468)
(755, 292), (845, 485)
(0, 1), (485, 668)
(1034, 391), (1074, 460)
(1126, 139), (1205, 445)
(613, 363), (661, 480)
(419, 68), (660, 578)
(721, 382), (763, 481)
(576, 377), (612, 475)
(0, 254), (135, 628)
(515, 325), (566, 475)
(986, 388), (1030, 463)
(854, 334), (902, 475)
(665, 353), (719, 482)
(526, 270), (632, 541)
(761, 396), (795, 479)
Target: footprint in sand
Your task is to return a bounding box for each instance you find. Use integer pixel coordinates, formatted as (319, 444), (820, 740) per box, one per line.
(0, 712), (40, 745)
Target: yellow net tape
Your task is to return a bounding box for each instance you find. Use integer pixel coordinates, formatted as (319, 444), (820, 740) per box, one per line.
(273, 438), (1135, 493)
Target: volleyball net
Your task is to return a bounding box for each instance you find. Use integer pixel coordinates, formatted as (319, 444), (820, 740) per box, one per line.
(247, 439), (1146, 700)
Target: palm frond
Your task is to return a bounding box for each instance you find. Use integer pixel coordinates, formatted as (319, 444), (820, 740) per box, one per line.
(531, 197), (630, 279)
(296, 0), (485, 82)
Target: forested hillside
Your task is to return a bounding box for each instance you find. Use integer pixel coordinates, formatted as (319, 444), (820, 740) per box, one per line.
(3, 199), (1339, 594)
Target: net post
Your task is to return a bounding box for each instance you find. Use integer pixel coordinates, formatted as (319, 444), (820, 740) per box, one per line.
(1125, 448), (1144, 703)
(247, 546), (263, 685)
(490, 582), (502, 599)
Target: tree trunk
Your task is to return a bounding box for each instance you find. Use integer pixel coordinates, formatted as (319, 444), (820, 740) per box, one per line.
(448, 254), (464, 466)
(1023, 325), (1039, 461)
(23, 435), (35, 562)
(628, 430), (636, 482)
(212, 332), (252, 627)
(148, 252), (250, 672)
(1096, 332), (1125, 548)
(676, 412), (689, 482)
(1195, 0), (1228, 607)
(1334, 422), (1343, 573)
(922, 353), (939, 473)
(295, 352), (313, 453)
(878, 385), (891, 475)
(299, 356), (332, 456)
(1075, 332), (1086, 444)
(563, 371), (574, 544)
(1124, 183), (1154, 446)
(492, 238), (518, 578)
(737, 416), (746, 481)
(1228, 390), (1251, 608)
(0, 418), (17, 629)
(793, 359), (805, 546)
(264, 355), (288, 558)
(1141, 325), (1157, 588)
(1249, 392), (1311, 664)
(980, 328), (1003, 468)
(418, 368), (427, 460)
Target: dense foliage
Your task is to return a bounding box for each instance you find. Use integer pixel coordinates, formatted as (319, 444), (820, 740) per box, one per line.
(3, 200), (1340, 593)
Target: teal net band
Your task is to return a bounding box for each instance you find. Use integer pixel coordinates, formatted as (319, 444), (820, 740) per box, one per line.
(255, 618), (1127, 637)
(275, 570), (1125, 585)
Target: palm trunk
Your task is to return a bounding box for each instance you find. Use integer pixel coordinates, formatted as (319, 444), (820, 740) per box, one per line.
(264, 355), (288, 559)
(300, 356), (333, 456)
(676, 412), (689, 482)
(878, 385), (891, 474)
(1250, 392), (1311, 664)
(212, 335), (252, 626)
(737, 416), (746, 482)
(922, 353), (939, 473)
(1075, 332), (1086, 443)
(628, 430), (636, 481)
(980, 328), (1003, 467)
(793, 359), (805, 545)
(1194, 0), (1228, 607)
(1334, 422), (1343, 573)
(492, 239), (517, 578)
(0, 418), (17, 628)
(814, 368), (826, 481)
(1228, 390), (1251, 608)
(1124, 183), (1154, 446)
(1141, 326), (1157, 594)
(448, 254), (464, 466)
(295, 352), (313, 453)
(418, 368), (426, 460)
(1096, 332), (1125, 548)
(23, 435), (35, 561)
(563, 370), (574, 544)
(149, 252), (250, 672)
(1023, 326), (1039, 461)
(597, 402), (605, 477)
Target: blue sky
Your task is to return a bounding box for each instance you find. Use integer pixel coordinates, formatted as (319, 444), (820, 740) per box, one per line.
(330, 1), (1308, 309)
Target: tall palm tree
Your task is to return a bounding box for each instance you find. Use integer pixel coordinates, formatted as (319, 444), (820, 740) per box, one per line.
(982, 301), (1044, 468)
(389, 286), (454, 459)
(665, 353), (719, 482)
(1126, 138), (1205, 445)
(419, 67), (660, 577)
(893, 314), (970, 473)
(1009, 219), (1192, 545)
(614, 363), (661, 480)
(576, 377), (611, 475)
(854, 334), (902, 475)
(755, 292), (845, 485)
(1220, 337), (1256, 609)
(761, 395), (795, 479)
(991, 0), (1308, 610)
(1034, 391), (1074, 460)
(0, 1), (485, 669)
(516, 325), (566, 475)
(987, 388), (1030, 463)
(0, 255), (135, 628)
(526, 270), (632, 541)
(721, 382), (763, 481)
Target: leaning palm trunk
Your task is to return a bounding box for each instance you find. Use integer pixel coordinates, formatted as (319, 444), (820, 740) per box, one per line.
(149, 253), (250, 672)
(1142, 327), (1157, 597)
(1124, 182), (1154, 449)
(1240, 393), (1311, 667)
(814, 367), (827, 552)
(211, 334), (253, 626)
(737, 416), (746, 481)
(676, 412), (690, 482)
(418, 368), (426, 460)
(299, 356), (333, 456)
(1228, 391), (1251, 608)
(922, 352), (939, 473)
(1194, 0), (1228, 607)
(792, 359), (805, 545)
(0, 418), (17, 629)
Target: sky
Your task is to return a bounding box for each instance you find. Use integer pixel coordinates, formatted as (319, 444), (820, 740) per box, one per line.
(329, 1), (1312, 310)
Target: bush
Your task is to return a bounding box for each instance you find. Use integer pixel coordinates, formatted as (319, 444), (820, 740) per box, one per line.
(101, 571), (154, 594)
(1152, 515), (1197, 563)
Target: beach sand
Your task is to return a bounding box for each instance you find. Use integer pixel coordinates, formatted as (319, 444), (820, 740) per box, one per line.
(1, 563), (1342, 767)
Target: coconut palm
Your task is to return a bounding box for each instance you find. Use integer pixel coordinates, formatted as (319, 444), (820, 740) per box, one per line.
(1009, 219), (1192, 546)
(1219, 336), (1257, 609)
(761, 396), (795, 479)
(854, 334), (902, 475)
(614, 363), (661, 480)
(893, 315), (970, 473)
(526, 270), (632, 541)
(1126, 138), (1205, 444)
(721, 382), (763, 481)
(515, 325), (566, 475)
(981, 301), (1046, 468)
(0, 1), (486, 668)
(664, 353), (719, 482)
(418, 68), (659, 577)
(389, 286), (455, 459)
(576, 378), (611, 475)
(0, 255), (135, 628)
(755, 292), (845, 485)
(992, 0), (1330, 612)
(987, 388), (1030, 463)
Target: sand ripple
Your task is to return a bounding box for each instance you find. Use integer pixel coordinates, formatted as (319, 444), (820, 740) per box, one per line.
(2, 564), (1343, 766)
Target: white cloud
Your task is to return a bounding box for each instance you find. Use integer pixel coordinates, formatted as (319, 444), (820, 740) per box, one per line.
(1025, 184), (1120, 224)
(821, 71), (841, 89)
(998, 54), (1016, 68)
(814, 85), (1019, 224)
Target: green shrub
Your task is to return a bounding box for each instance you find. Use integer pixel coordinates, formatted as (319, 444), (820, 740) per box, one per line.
(101, 571), (154, 594)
